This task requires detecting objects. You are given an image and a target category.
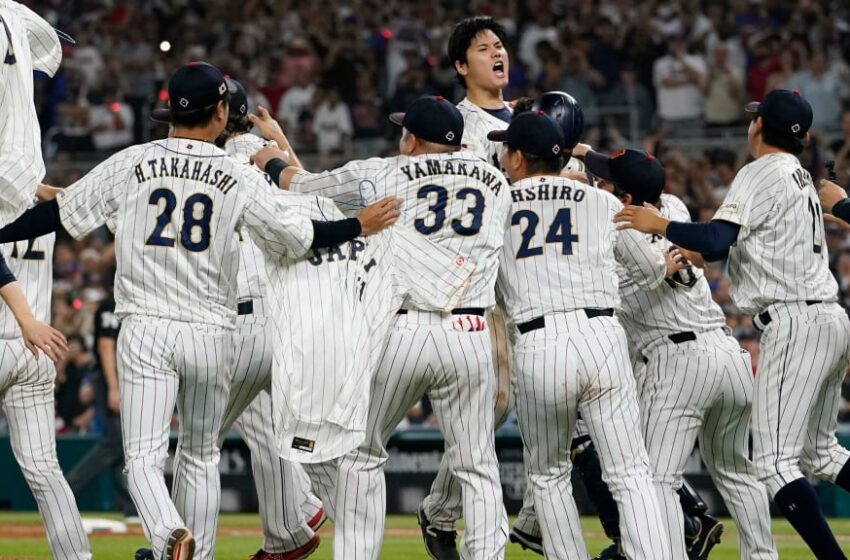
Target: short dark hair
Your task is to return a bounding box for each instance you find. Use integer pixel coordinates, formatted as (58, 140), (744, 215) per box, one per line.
(510, 97), (535, 118)
(507, 145), (564, 175)
(761, 123), (805, 155)
(225, 114), (252, 136)
(171, 102), (221, 129)
(447, 16), (508, 88)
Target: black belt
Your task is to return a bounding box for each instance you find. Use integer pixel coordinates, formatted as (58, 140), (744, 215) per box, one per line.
(756, 300), (821, 328)
(237, 301), (254, 315)
(517, 309), (615, 335)
(668, 331), (697, 344)
(396, 307), (485, 316)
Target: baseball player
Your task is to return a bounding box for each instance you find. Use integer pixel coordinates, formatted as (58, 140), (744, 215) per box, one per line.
(493, 111), (676, 559)
(0, 231), (90, 560)
(0, 1), (67, 227)
(581, 147), (777, 559)
(208, 79), (324, 559)
(253, 95), (510, 559)
(615, 89), (850, 559)
(0, 61), (400, 560)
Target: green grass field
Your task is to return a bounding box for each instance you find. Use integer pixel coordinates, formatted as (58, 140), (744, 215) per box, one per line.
(0, 512), (845, 558)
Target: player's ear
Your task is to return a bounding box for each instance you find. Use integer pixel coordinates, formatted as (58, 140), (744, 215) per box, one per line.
(454, 60), (468, 78)
(621, 193), (633, 206)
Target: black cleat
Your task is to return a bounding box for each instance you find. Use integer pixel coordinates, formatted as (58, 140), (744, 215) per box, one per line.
(686, 515), (723, 560)
(592, 540), (626, 560)
(134, 549), (154, 560)
(417, 505), (460, 560)
(509, 527), (544, 556)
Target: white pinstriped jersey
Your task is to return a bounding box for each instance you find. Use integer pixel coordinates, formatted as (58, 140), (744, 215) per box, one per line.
(457, 96), (586, 174)
(224, 133), (273, 303)
(289, 151), (510, 310)
(618, 194), (726, 353)
(0, 233), (54, 339)
(0, 1), (62, 227)
(56, 138), (314, 328)
(498, 175), (666, 325)
(713, 152), (838, 313)
(267, 195), (474, 462)
(457, 97), (510, 169)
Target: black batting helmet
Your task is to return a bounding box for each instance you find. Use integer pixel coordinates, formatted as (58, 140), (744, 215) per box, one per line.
(533, 91), (584, 150)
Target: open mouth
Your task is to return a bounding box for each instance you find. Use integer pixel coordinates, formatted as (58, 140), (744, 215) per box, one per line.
(493, 61), (505, 77)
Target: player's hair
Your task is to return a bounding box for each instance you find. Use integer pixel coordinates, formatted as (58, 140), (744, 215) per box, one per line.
(510, 97), (535, 118)
(225, 114), (253, 136)
(761, 124), (805, 155)
(171, 102), (222, 129)
(447, 16), (508, 88)
(506, 145), (564, 175)
(416, 137), (460, 154)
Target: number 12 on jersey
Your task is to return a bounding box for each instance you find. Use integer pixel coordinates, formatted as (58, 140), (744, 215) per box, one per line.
(512, 208), (579, 258)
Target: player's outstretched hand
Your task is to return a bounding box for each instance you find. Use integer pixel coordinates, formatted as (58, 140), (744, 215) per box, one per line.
(251, 146), (290, 172)
(357, 197), (402, 235)
(21, 318), (68, 363)
(819, 179), (848, 214)
(36, 183), (62, 202)
(614, 203), (669, 235)
(571, 143), (593, 159)
(248, 106), (289, 145)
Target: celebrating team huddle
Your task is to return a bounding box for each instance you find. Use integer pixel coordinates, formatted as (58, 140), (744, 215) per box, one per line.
(3, 3), (850, 560)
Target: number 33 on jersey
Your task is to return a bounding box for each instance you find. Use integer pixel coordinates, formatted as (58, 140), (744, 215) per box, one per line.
(289, 151), (511, 309)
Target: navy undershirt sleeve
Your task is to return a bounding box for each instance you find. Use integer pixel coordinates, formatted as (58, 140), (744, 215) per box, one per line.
(832, 198), (850, 224)
(665, 220), (740, 261)
(0, 253), (15, 289)
(0, 200), (63, 243)
(310, 218), (362, 250)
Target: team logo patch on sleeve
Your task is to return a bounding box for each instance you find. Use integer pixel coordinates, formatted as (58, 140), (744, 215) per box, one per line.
(718, 202), (740, 214)
(291, 437), (316, 453)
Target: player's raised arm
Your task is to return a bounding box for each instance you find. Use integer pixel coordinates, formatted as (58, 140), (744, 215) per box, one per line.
(247, 106), (305, 169)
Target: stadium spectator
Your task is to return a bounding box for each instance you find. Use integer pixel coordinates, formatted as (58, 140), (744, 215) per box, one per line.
(313, 86), (354, 169)
(653, 33), (707, 137)
(787, 49), (848, 131)
(703, 42), (744, 127)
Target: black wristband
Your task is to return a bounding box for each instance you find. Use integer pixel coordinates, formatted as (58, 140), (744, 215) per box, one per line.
(833, 198), (850, 224)
(0, 252), (16, 289)
(265, 158), (289, 186)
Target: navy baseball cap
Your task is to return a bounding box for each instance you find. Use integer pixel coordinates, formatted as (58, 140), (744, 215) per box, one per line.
(151, 61), (236, 123)
(745, 89), (813, 141)
(227, 79), (249, 121)
(487, 111), (566, 159)
(389, 96), (464, 146)
(584, 148), (666, 204)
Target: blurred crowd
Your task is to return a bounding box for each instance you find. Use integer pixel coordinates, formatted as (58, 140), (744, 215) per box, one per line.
(5, 0), (850, 435)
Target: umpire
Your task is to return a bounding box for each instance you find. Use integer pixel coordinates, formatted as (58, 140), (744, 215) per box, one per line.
(65, 291), (138, 522)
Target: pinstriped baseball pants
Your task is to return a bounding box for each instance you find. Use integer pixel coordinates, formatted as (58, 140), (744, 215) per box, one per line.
(513, 311), (671, 560)
(638, 329), (776, 559)
(219, 311), (321, 553)
(0, 339), (91, 559)
(752, 302), (850, 495)
(333, 310), (508, 559)
(118, 317), (232, 560)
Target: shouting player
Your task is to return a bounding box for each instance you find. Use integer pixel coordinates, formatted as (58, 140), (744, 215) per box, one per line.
(0, 61), (400, 560)
(615, 89), (850, 560)
(253, 95), (510, 559)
